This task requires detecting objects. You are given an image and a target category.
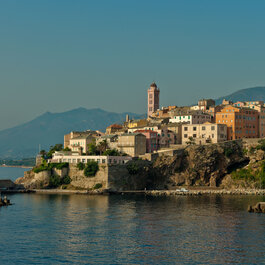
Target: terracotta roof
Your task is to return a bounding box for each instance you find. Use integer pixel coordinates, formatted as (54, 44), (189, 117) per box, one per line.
(107, 124), (123, 129)
(134, 129), (157, 134)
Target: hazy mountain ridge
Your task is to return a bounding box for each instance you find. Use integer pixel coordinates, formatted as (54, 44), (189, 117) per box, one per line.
(215, 86), (265, 105)
(0, 108), (144, 159)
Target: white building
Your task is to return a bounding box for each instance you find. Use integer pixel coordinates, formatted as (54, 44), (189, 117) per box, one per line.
(50, 151), (132, 165)
(169, 111), (211, 124)
(69, 135), (94, 153)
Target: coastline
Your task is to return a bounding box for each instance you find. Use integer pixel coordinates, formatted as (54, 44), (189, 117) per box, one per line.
(2, 188), (265, 196)
(0, 165), (33, 169)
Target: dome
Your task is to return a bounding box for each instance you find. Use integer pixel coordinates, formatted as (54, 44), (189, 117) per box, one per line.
(150, 82), (157, 88)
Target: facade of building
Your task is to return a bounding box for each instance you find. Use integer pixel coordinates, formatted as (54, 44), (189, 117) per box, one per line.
(247, 104), (265, 138)
(147, 82), (160, 117)
(117, 133), (146, 157)
(167, 123), (183, 144)
(105, 124), (124, 135)
(182, 123), (227, 145)
(50, 151), (132, 165)
(69, 135), (95, 154)
(169, 111), (211, 124)
(96, 135), (119, 150)
(198, 99), (215, 111)
(128, 124), (171, 148)
(215, 105), (259, 140)
(222, 99), (233, 105)
(134, 130), (158, 153)
(127, 119), (148, 129)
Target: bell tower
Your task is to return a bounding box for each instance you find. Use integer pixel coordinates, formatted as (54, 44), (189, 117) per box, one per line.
(147, 82), (160, 117)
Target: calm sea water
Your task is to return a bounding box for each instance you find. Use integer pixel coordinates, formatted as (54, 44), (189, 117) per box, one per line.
(0, 168), (265, 264)
(0, 166), (29, 181)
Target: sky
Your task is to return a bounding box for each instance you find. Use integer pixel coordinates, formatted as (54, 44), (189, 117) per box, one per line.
(1, 0), (265, 130)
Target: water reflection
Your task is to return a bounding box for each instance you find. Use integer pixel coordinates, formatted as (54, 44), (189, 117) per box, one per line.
(0, 194), (264, 264)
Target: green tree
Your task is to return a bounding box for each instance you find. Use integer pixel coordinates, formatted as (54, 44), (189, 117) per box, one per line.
(103, 149), (121, 156)
(97, 140), (109, 155)
(87, 142), (98, 155)
(47, 144), (63, 158)
(84, 161), (99, 177)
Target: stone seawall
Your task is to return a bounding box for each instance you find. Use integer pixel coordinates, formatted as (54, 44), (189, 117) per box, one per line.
(68, 164), (109, 189)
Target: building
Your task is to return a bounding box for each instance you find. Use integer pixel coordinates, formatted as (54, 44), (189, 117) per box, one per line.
(96, 134), (119, 150)
(117, 133), (146, 157)
(233, 101), (246, 107)
(198, 99), (215, 111)
(167, 123), (183, 144)
(64, 131), (94, 149)
(134, 130), (158, 153)
(128, 124), (171, 148)
(150, 106), (177, 118)
(147, 82), (160, 117)
(50, 151), (132, 165)
(215, 105), (259, 140)
(69, 135), (95, 154)
(127, 119), (148, 129)
(105, 124), (124, 135)
(222, 99), (233, 105)
(246, 104), (265, 138)
(169, 111), (211, 124)
(245, 101), (264, 106)
(182, 123), (227, 145)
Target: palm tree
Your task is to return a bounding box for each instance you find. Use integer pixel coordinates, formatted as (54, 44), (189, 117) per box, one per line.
(97, 140), (109, 155)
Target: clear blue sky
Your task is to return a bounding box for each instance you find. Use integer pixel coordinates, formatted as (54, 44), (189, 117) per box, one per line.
(1, 0), (265, 130)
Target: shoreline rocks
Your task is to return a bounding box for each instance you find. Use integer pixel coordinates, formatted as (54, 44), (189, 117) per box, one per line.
(248, 202), (265, 213)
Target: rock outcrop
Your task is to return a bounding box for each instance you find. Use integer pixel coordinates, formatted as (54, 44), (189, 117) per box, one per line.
(153, 140), (247, 188)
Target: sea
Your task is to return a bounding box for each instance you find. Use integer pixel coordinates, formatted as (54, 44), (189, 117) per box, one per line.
(0, 167), (264, 264)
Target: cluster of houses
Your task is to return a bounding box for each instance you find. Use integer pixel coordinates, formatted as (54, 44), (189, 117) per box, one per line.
(49, 82), (265, 164)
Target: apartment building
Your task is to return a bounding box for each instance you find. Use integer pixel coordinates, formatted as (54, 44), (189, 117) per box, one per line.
(134, 130), (158, 153)
(215, 105), (259, 140)
(169, 111), (211, 124)
(182, 123), (227, 144)
(117, 133), (146, 157)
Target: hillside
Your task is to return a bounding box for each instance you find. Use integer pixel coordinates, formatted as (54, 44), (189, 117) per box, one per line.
(215, 86), (265, 105)
(0, 108), (144, 159)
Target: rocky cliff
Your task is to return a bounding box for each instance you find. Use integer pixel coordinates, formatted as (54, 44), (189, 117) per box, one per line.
(16, 139), (265, 191)
(152, 140), (248, 188)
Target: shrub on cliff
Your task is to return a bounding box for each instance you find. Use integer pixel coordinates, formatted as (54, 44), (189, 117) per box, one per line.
(93, 183), (102, 189)
(224, 147), (233, 157)
(49, 175), (61, 188)
(49, 162), (69, 170)
(84, 161), (99, 177)
(126, 163), (140, 175)
(256, 139), (265, 151)
(231, 168), (255, 181)
(77, 162), (85, 170)
(62, 175), (71, 185)
(33, 164), (49, 173)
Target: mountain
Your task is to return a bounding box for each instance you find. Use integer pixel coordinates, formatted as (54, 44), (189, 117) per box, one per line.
(215, 87), (265, 105)
(0, 108), (144, 159)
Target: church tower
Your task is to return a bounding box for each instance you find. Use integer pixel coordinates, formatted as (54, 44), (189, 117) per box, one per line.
(147, 82), (160, 117)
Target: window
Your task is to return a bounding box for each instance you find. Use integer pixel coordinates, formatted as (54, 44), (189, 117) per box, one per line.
(202, 126), (205, 130)
(193, 134), (197, 138)
(212, 134), (214, 138)
(193, 127), (197, 131)
(211, 126), (215, 130)
(184, 127), (188, 131)
(184, 134), (188, 138)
